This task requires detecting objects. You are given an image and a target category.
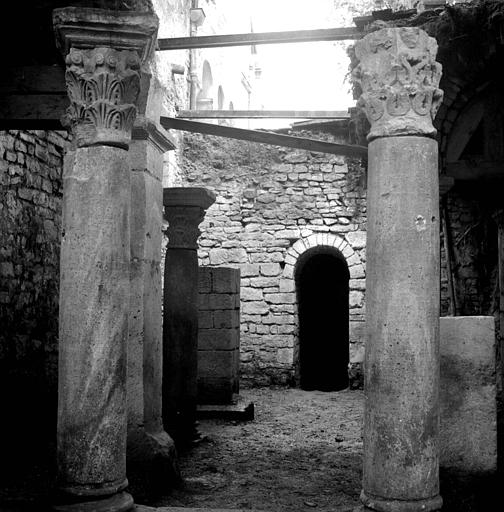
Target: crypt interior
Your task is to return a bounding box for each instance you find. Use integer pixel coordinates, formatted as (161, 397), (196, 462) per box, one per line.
(1, 1), (504, 511)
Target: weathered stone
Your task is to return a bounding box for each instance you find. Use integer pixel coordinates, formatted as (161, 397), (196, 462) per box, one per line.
(356, 27), (442, 512)
(209, 248), (248, 264)
(242, 301), (269, 315)
(57, 147), (131, 503)
(439, 316), (497, 473)
(346, 230), (366, 249)
(162, 187), (215, 446)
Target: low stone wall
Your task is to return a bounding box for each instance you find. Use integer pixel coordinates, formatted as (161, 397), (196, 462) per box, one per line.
(440, 316), (497, 473)
(198, 266), (241, 404)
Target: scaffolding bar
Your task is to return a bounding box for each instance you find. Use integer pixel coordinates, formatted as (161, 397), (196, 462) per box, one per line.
(160, 117), (367, 158)
(176, 110), (351, 119)
(158, 27), (363, 50)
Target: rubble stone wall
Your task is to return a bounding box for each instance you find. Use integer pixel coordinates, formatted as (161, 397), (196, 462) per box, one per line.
(181, 131), (367, 386)
(0, 130), (68, 436)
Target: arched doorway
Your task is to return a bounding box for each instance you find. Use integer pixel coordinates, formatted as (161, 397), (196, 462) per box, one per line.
(295, 247), (349, 391)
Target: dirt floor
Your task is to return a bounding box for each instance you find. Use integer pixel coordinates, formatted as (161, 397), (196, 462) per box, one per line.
(0, 386), (498, 511)
(152, 387), (364, 512)
(146, 387), (498, 512)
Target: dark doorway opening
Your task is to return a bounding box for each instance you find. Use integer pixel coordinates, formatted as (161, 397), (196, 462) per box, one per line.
(295, 247), (349, 391)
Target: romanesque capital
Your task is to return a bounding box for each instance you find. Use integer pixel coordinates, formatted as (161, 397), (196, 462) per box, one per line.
(53, 7), (158, 148)
(163, 188), (216, 250)
(352, 27), (443, 141)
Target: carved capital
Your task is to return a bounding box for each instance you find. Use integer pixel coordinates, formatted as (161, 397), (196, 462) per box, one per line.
(352, 27), (443, 141)
(163, 188), (216, 250)
(53, 8), (158, 148)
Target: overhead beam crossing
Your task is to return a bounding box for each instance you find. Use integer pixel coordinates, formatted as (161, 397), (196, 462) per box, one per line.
(176, 110), (351, 119)
(158, 27), (363, 51)
(160, 117), (367, 158)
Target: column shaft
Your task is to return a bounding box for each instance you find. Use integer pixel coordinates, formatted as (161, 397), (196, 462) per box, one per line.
(351, 27), (444, 512)
(57, 147), (132, 510)
(163, 247), (199, 442)
(161, 188), (216, 445)
(362, 137), (441, 511)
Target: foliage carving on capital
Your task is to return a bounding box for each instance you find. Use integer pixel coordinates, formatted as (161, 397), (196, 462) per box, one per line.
(164, 206), (206, 250)
(352, 27), (443, 140)
(63, 47), (141, 148)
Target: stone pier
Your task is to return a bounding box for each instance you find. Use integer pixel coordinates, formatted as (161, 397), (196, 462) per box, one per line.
(127, 81), (180, 489)
(162, 187), (216, 445)
(53, 8), (158, 512)
(352, 28), (444, 511)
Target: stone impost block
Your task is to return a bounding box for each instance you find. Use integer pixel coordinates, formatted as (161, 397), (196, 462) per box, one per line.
(440, 316), (497, 473)
(199, 328), (240, 351)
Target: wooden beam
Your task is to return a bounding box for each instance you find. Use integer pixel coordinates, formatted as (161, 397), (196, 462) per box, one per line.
(176, 110), (350, 119)
(157, 27), (363, 51)
(160, 117), (367, 158)
(0, 94), (68, 130)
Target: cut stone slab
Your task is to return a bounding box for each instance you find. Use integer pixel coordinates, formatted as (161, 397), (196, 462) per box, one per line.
(197, 399), (254, 421)
(440, 316), (497, 473)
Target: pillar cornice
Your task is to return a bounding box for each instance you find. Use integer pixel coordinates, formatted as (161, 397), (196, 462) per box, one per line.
(163, 187), (216, 250)
(132, 116), (177, 153)
(352, 27), (443, 141)
(53, 7), (158, 149)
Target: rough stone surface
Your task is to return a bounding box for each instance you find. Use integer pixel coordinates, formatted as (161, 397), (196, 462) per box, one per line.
(162, 188), (215, 445)
(181, 132), (367, 387)
(0, 130), (68, 455)
(440, 316), (497, 473)
(363, 136), (441, 509)
(198, 267), (241, 405)
(57, 146), (130, 497)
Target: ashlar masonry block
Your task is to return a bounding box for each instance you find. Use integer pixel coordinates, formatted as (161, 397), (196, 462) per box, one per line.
(197, 266), (241, 404)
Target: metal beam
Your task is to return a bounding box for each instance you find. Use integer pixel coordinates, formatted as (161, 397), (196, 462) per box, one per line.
(160, 117), (367, 158)
(176, 109), (350, 119)
(158, 27), (363, 51)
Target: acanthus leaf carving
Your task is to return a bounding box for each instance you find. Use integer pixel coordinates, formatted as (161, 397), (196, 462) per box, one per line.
(63, 47), (141, 148)
(352, 27), (444, 141)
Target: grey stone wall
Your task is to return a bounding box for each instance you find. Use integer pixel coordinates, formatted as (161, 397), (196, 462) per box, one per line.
(0, 129), (68, 442)
(181, 131), (367, 386)
(198, 266), (241, 404)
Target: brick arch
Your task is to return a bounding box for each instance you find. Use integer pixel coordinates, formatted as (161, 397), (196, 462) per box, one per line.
(279, 233), (365, 384)
(281, 233), (364, 282)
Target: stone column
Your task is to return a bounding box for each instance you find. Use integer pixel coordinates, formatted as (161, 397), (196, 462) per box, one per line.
(162, 187), (216, 445)
(52, 8), (158, 512)
(127, 112), (180, 488)
(352, 28), (444, 512)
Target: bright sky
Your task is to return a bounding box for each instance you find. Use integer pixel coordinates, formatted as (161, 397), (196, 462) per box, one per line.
(250, 0), (354, 111)
(216, 0), (358, 127)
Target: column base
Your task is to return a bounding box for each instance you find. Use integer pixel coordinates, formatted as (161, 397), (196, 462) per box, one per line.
(53, 491), (134, 512)
(360, 490), (443, 512)
(127, 427), (182, 493)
